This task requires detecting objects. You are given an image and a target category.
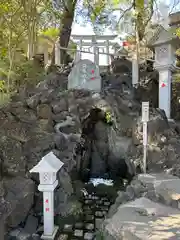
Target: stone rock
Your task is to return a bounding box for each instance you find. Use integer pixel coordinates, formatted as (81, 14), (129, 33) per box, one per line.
(0, 66), (180, 238)
(37, 119), (54, 132)
(143, 190), (159, 202)
(57, 234), (68, 240)
(132, 108), (169, 145)
(37, 104), (52, 119)
(108, 131), (132, 159)
(57, 168), (73, 196)
(7, 102), (37, 123)
(110, 57), (132, 75)
(52, 99), (68, 114)
(0, 136), (26, 177)
(24, 215), (38, 234)
(31, 233), (41, 240)
(129, 114), (180, 172)
(9, 228), (31, 240)
(137, 173), (180, 206)
(155, 179), (180, 206)
(72, 180), (85, 199)
(26, 94), (41, 109)
(54, 117), (79, 135)
(74, 229), (83, 237)
(0, 215), (5, 239)
(126, 185), (135, 200)
(104, 197), (180, 240)
(138, 173), (178, 186)
(4, 177), (35, 228)
(23, 132), (56, 170)
(53, 133), (69, 151)
(107, 191), (129, 218)
(130, 179), (147, 197)
(9, 228), (22, 238)
(115, 191), (130, 204)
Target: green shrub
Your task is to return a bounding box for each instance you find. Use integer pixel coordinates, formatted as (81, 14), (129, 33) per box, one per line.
(13, 60), (46, 89)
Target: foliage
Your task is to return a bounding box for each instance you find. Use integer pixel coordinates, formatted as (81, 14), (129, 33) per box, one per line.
(176, 27), (180, 36)
(176, 28), (180, 69)
(0, 80), (5, 91)
(135, 0), (154, 41)
(13, 60), (46, 88)
(0, 0), (61, 100)
(96, 230), (104, 240)
(69, 200), (83, 216)
(40, 27), (59, 40)
(0, 58), (45, 91)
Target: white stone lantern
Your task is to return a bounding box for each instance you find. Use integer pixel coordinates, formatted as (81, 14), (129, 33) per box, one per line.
(148, 27), (179, 119)
(30, 151), (64, 240)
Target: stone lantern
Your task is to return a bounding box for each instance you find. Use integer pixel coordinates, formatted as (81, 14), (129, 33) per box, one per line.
(30, 151), (64, 239)
(148, 27), (180, 119)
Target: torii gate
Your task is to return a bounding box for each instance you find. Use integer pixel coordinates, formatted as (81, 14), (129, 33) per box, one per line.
(71, 34), (117, 65)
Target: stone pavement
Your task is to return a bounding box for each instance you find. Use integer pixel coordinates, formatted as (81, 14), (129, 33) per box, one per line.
(57, 193), (112, 240)
(104, 173), (180, 240)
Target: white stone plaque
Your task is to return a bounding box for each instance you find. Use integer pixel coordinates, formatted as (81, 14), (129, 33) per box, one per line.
(68, 59), (101, 92)
(142, 102), (149, 122)
(155, 45), (169, 65)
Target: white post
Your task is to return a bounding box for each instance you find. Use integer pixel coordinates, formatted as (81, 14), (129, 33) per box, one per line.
(75, 38), (83, 64)
(143, 122), (147, 173)
(92, 36), (99, 65)
(38, 183), (58, 239)
(93, 45), (99, 65)
(95, 46), (99, 65)
(55, 41), (61, 65)
(79, 38), (83, 59)
(106, 40), (110, 65)
(142, 102), (149, 173)
(132, 54), (139, 86)
(43, 191), (54, 236)
(157, 67), (172, 119)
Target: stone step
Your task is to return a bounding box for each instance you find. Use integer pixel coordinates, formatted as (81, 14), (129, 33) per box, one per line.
(104, 197), (180, 239)
(56, 193), (112, 240)
(138, 173), (180, 208)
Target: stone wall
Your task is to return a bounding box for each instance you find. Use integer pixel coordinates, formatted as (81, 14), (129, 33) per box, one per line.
(1, 66), (180, 238)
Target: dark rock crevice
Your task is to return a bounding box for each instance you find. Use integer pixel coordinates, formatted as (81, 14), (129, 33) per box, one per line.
(75, 107), (134, 184)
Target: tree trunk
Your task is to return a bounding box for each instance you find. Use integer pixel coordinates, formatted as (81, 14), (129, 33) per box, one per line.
(59, 0), (77, 64)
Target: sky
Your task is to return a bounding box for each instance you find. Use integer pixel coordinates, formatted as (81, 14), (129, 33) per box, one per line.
(70, 0), (180, 65)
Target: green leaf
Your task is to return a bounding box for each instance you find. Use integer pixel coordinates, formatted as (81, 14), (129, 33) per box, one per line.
(41, 27), (59, 38)
(176, 28), (180, 38)
(112, 0), (120, 5)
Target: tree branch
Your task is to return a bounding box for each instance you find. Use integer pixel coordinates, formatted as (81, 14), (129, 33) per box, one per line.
(117, 4), (134, 24)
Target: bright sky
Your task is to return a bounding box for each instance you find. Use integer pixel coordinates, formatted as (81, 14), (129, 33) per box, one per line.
(71, 0), (180, 65)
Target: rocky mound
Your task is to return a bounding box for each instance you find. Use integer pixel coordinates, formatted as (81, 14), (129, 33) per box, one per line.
(102, 173), (180, 239)
(0, 66), (180, 238)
